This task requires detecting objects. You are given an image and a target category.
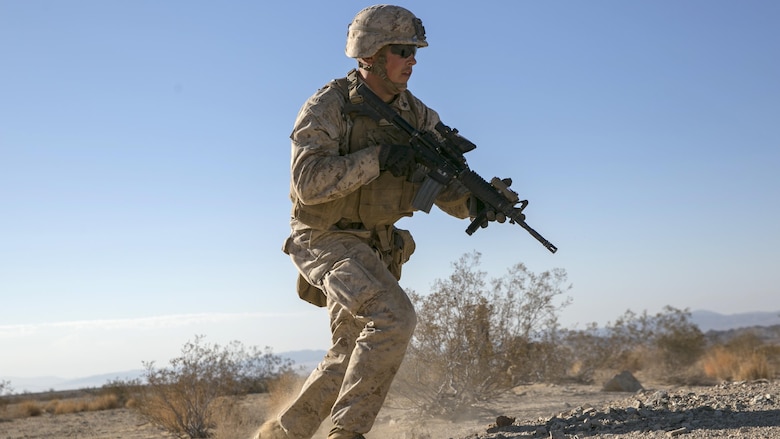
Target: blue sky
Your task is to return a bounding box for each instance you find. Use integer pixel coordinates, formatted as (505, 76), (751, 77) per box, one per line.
(2, 1), (779, 382)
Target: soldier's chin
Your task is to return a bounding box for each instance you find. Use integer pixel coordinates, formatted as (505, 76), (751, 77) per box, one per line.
(392, 81), (408, 92)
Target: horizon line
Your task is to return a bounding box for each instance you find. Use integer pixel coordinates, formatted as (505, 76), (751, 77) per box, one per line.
(0, 311), (317, 337)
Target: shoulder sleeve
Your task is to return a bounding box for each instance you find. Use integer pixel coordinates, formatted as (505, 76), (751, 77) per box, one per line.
(290, 83), (381, 205)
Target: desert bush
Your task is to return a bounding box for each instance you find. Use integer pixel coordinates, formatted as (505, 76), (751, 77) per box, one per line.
(738, 353), (772, 380)
(701, 331), (775, 381)
(758, 343), (780, 377)
(0, 380), (12, 412)
(561, 306), (705, 383)
(13, 394), (123, 417)
(209, 395), (265, 439)
(43, 399), (61, 413)
(394, 252), (571, 415)
(19, 400), (43, 417)
(651, 307), (706, 371)
(130, 335), (294, 438)
(0, 380), (10, 394)
(53, 398), (88, 414)
(102, 378), (143, 407)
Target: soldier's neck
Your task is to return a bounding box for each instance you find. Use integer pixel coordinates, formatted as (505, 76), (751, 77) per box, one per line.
(359, 69), (397, 103)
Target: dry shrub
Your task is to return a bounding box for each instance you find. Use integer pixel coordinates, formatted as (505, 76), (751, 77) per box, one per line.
(702, 346), (740, 381)
(44, 394), (121, 415)
(136, 391), (182, 432)
(701, 332), (775, 381)
(0, 380), (12, 415)
(102, 378), (141, 407)
(19, 400), (43, 417)
(89, 394), (121, 411)
(738, 353), (772, 380)
(398, 252), (571, 416)
(561, 306), (705, 385)
(43, 399), (61, 413)
(617, 347), (649, 372)
(53, 399), (87, 414)
(759, 344), (780, 376)
(129, 335), (294, 438)
(210, 395), (267, 439)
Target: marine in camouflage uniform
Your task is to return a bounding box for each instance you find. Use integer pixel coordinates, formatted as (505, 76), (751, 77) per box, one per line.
(253, 5), (471, 439)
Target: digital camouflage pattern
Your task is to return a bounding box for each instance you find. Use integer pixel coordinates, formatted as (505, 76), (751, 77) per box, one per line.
(288, 72), (470, 233)
(268, 5), (469, 438)
(275, 70), (469, 437)
(279, 231), (416, 437)
(345, 5), (427, 58)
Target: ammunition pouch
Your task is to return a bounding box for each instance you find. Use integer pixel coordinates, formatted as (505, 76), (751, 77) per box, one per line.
(371, 226), (415, 280)
(288, 225), (416, 308)
(296, 274), (327, 308)
(390, 227), (416, 279)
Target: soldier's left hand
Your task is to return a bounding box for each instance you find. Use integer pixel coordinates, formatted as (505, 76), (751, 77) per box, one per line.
(468, 197), (507, 228)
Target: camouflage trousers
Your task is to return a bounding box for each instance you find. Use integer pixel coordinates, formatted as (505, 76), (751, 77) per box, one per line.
(279, 228), (417, 438)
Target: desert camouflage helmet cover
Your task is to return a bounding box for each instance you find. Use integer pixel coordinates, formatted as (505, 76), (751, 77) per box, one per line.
(345, 4), (428, 58)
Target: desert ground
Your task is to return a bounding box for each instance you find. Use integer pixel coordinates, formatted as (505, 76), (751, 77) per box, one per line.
(2, 379), (779, 439)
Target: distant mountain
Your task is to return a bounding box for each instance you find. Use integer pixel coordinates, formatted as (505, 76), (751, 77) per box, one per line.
(60, 370), (146, 390)
(4, 350), (327, 393)
(6, 370), (144, 393)
(691, 309), (780, 332)
(280, 349), (326, 373)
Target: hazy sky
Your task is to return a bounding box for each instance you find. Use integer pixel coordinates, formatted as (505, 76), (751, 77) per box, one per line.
(2, 1), (779, 382)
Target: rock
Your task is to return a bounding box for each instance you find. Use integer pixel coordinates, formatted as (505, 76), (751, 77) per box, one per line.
(495, 415), (515, 427)
(666, 426), (689, 436)
(602, 370), (644, 392)
(647, 390), (670, 407)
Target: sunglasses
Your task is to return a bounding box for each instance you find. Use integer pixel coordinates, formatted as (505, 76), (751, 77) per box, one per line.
(389, 44), (417, 59)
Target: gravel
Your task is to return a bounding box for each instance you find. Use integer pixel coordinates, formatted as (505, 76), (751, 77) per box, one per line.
(465, 379), (780, 439)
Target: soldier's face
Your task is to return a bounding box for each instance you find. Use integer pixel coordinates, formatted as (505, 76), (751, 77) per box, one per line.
(383, 45), (416, 85)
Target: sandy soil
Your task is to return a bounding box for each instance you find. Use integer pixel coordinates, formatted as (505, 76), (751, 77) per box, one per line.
(2, 381), (778, 439)
(0, 383), (608, 439)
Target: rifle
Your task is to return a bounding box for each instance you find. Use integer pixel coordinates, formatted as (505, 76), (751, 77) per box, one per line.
(352, 82), (558, 253)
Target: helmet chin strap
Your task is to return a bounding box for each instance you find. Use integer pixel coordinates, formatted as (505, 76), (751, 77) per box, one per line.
(362, 52), (407, 96)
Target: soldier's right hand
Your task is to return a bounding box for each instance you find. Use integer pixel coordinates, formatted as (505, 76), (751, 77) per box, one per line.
(378, 144), (416, 177)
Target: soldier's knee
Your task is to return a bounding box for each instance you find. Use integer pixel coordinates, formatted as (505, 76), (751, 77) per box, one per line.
(387, 287), (417, 339)
(359, 286), (415, 335)
(391, 307), (416, 343)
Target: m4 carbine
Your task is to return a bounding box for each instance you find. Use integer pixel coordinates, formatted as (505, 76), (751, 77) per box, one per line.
(352, 82), (558, 254)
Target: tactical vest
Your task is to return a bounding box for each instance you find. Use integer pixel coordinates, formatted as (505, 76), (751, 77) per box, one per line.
(293, 70), (421, 231)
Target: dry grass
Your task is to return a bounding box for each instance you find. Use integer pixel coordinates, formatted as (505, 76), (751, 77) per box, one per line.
(18, 400), (44, 417)
(58, 394), (121, 413)
(210, 395), (266, 439)
(209, 373), (312, 439)
(1, 393), (122, 420)
(709, 331), (777, 381)
(701, 345), (775, 381)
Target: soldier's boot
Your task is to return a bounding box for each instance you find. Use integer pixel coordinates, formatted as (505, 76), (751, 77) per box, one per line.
(327, 427), (365, 439)
(251, 419), (288, 439)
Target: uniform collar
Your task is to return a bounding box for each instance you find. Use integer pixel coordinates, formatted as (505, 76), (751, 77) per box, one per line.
(391, 91), (412, 113)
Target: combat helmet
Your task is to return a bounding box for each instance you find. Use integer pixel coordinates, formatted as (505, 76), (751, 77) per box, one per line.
(345, 5), (427, 59)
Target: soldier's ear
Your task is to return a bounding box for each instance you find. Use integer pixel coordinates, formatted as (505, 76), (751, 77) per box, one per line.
(358, 56), (374, 68)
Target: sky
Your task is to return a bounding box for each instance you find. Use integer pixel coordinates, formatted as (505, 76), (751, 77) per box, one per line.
(1, 1), (779, 384)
